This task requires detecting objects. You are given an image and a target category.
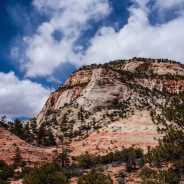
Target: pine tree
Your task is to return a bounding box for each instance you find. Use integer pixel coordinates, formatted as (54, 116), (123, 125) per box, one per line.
(10, 118), (24, 138)
(37, 124), (45, 145)
(55, 137), (71, 168)
(47, 129), (56, 146)
(14, 147), (22, 167)
(0, 116), (8, 129)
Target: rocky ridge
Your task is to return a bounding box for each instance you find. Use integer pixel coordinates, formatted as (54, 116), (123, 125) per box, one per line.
(21, 58), (184, 155)
(42, 58), (184, 112)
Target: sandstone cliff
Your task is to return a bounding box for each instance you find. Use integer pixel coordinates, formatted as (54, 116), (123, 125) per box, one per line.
(23, 58), (184, 154)
(42, 59), (184, 112)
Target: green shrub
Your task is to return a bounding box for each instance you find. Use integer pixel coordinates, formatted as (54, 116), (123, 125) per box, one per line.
(14, 167), (31, 180)
(23, 162), (69, 184)
(77, 168), (112, 184)
(0, 164), (14, 181)
(78, 154), (97, 169)
(140, 167), (157, 179)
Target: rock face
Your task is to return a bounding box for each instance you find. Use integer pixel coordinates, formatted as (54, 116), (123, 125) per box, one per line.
(70, 110), (163, 156)
(43, 86), (85, 110)
(42, 59), (184, 112)
(24, 58), (184, 154)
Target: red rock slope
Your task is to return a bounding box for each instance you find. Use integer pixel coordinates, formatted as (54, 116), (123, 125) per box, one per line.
(0, 126), (57, 166)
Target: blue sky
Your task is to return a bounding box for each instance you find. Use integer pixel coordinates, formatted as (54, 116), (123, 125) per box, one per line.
(0, 0), (184, 119)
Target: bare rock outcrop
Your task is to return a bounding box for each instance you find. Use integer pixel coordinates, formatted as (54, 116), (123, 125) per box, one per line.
(42, 59), (184, 112)
(22, 58), (184, 158)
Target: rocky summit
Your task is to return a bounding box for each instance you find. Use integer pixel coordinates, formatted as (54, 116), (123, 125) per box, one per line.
(22, 58), (184, 155)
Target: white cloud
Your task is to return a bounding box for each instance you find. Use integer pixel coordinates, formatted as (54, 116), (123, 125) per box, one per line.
(16, 0), (184, 79)
(0, 72), (52, 117)
(81, 0), (184, 64)
(21, 0), (111, 78)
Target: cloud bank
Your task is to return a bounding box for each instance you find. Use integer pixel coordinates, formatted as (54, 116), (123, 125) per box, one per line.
(0, 72), (51, 117)
(83, 3), (184, 64)
(15, 0), (184, 79)
(21, 0), (111, 77)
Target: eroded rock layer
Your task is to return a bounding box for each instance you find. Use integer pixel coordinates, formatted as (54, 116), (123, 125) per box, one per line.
(21, 58), (184, 158)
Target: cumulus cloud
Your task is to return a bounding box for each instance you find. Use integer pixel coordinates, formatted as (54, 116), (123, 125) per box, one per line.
(16, 0), (184, 78)
(0, 72), (52, 117)
(21, 0), (111, 78)
(82, 4), (184, 64)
